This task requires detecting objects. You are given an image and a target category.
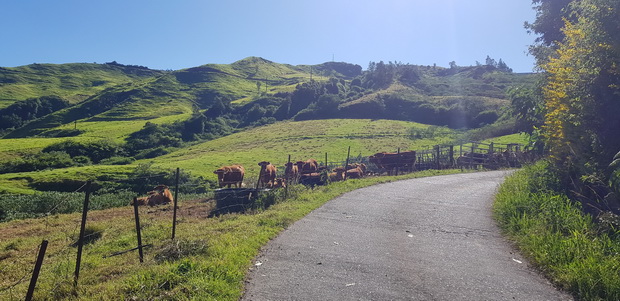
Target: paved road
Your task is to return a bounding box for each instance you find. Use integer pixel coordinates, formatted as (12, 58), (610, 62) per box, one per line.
(242, 171), (572, 300)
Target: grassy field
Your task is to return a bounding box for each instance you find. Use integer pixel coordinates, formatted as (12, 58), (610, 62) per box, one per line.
(0, 169), (465, 300)
(151, 119), (457, 178)
(494, 162), (620, 300)
(0, 119), (528, 194)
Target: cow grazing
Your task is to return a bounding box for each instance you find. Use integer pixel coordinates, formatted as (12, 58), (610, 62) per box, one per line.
(272, 178), (286, 188)
(328, 167), (346, 182)
(214, 165), (245, 188)
(284, 162), (299, 183)
(131, 184), (174, 206)
(258, 161), (277, 188)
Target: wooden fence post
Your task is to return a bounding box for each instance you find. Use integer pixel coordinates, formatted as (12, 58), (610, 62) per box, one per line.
(285, 155), (291, 199)
(25, 240), (48, 301)
(133, 197), (144, 263)
(74, 180), (91, 287)
(435, 145), (441, 170)
(171, 167), (180, 240)
(325, 152), (328, 169)
(395, 148), (400, 176)
(344, 146), (351, 180)
(449, 145), (455, 167)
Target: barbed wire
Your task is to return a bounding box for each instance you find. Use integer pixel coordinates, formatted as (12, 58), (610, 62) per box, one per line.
(0, 243), (43, 293)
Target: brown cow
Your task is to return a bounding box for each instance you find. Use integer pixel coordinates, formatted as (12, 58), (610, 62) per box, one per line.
(296, 159), (318, 175)
(272, 178), (286, 188)
(328, 167), (346, 182)
(345, 166), (364, 179)
(214, 165), (245, 188)
(130, 184), (173, 206)
(299, 172), (322, 186)
(346, 163), (367, 174)
(258, 161), (277, 188)
(284, 162), (299, 183)
(369, 151), (416, 175)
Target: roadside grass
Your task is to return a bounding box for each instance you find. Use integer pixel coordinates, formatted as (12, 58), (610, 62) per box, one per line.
(0, 169), (464, 300)
(494, 161), (620, 300)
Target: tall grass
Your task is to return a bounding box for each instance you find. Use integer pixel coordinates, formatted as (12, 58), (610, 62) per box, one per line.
(494, 161), (620, 300)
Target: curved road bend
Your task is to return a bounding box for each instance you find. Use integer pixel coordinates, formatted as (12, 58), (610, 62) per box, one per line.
(242, 171), (572, 301)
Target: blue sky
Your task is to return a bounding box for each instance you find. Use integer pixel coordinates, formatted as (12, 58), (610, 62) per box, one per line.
(0, 0), (538, 72)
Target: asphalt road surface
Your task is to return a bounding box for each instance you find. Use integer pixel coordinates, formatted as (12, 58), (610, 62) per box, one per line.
(242, 171), (572, 300)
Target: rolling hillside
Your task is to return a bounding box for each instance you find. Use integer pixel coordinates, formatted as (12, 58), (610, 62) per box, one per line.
(0, 118), (529, 194)
(0, 57), (535, 194)
(0, 62), (164, 109)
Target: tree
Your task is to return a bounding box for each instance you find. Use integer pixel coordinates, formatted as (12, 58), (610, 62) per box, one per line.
(525, 0), (574, 63)
(541, 0), (620, 167)
(497, 59), (513, 73)
(485, 55), (497, 67)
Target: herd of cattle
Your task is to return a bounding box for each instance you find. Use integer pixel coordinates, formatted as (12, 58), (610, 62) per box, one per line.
(211, 151), (417, 190)
(132, 146), (535, 206)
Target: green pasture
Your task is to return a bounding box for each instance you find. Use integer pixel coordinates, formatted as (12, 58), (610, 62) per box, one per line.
(150, 119), (457, 180)
(0, 63), (163, 109)
(0, 118), (528, 194)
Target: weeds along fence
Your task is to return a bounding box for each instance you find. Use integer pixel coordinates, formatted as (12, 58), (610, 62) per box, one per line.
(0, 140), (537, 299)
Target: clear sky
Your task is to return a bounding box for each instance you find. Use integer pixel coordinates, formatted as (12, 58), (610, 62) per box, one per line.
(0, 0), (538, 72)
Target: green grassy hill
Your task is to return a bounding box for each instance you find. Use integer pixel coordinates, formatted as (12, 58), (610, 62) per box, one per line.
(0, 119), (453, 193)
(0, 118), (529, 194)
(2, 57), (360, 138)
(0, 57), (535, 194)
(0, 62), (164, 109)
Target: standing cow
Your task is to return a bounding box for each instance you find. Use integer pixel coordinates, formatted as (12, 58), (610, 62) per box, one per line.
(214, 165), (245, 188)
(284, 162), (299, 184)
(296, 159), (318, 175)
(258, 161), (277, 188)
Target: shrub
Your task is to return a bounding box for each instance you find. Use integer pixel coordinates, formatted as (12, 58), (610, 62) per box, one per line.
(99, 156), (135, 165)
(72, 155), (92, 166)
(42, 139), (122, 163)
(0, 151), (76, 173)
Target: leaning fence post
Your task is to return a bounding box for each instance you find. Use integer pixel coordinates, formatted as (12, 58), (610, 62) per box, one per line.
(171, 167), (180, 240)
(25, 240), (48, 301)
(74, 180), (91, 288)
(133, 197), (144, 263)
